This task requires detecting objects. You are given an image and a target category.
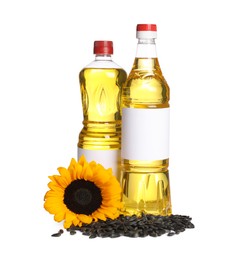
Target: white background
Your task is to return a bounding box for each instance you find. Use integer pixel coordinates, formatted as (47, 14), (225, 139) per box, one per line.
(0, 0), (238, 259)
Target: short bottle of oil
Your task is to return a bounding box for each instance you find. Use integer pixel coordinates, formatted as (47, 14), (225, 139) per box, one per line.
(78, 41), (127, 179)
(121, 24), (172, 215)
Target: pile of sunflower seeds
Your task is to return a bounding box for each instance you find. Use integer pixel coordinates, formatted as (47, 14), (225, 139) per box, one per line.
(52, 214), (194, 238)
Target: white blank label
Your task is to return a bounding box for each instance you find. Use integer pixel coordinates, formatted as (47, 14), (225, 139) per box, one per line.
(122, 108), (169, 160)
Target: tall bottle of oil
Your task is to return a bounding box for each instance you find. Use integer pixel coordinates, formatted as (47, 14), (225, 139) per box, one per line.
(121, 24), (172, 215)
(78, 41), (127, 180)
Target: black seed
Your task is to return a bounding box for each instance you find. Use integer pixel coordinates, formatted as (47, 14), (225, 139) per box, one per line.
(64, 213), (194, 238)
(167, 232), (175, 236)
(149, 231), (157, 237)
(138, 221), (145, 226)
(125, 230), (139, 238)
(51, 229), (63, 237)
(156, 230), (166, 236)
(110, 232), (121, 238)
(129, 215), (137, 222)
(89, 233), (97, 239)
(139, 232), (148, 237)
(82, 231), (90, 236)
(187, 222), (195, 229)
(105, 227), (113, 231)
(100, 231), (112, 238)
(70, 230), (76, 235)
(51, 233), (61, 237)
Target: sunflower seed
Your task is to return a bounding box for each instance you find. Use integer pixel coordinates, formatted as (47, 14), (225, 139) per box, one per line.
(167, 232), (175, 236)
(110, 232), (121, 238)
(89, 233), (97, 239)
(51, 229), (64, 237)
(149, 231), (157, 237)
(63, 213), (194, 239)
(187, 222), (195, 229)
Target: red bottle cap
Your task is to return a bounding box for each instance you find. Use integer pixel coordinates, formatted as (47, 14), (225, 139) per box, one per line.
(136, 24), (157, 39)
(137, 24), (157, 32)
(94, 41), (113, 55)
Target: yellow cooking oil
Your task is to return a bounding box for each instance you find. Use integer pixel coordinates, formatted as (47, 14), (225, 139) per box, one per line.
(78, 41), (127, 180)
(121, 57), (172, 216)
(78, 67), (127, 150)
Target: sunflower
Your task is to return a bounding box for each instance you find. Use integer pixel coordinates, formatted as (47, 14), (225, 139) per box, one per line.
(44, 155), (122, 229)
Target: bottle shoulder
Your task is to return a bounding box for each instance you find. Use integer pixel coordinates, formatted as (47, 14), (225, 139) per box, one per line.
(80, 63), (127, 83)
(122, 58), (169, 107)
(126, 58), (167, 85)
(84, 60), (123, 69)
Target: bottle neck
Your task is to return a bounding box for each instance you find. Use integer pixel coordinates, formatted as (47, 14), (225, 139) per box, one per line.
(95, 54), (112, 61)
(136, 38), (157, 58)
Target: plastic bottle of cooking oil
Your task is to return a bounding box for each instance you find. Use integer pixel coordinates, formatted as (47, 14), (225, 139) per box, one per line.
(121, 24), (172, 215)
(78, 41), (127, 180)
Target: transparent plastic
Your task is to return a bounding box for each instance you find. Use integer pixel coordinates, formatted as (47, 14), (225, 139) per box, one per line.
(78, 54), (127, 179)
(121, 38), (172, 215)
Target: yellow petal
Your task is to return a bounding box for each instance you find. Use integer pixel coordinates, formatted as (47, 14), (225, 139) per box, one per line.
(64, 221), (72, 229)
(44, 190), (64, 200)
(57, 167), (72, 184)
(73, 218), (80, 226)
(65, 210), (77, 226)
(44, 201), (64, 213)
(68, 158), (77, 169)
(89, 161), (97, 169)
(100, 205), (118, 214)
(101, 184), (121, 196)
(102, 200), (122, 208)
(75, 164), (83, 179)
(48, 175), (63, 187)
(93, 171), (111, 186)
(44, 195), (63, 203)
(54, 210), (66, 222)
(48, 174), (68, 189)
(78, 214), (93, 224)
(78, 155), (87, 166)
(80, 163), (89, 179)
(97, 208), (115, 219)
(68, 158), (78, 179)
(44, 203), (60, 214)
(83, 166), (93, 181)
(48, 175), (59, 184)
(92, 211), (106, 221)
(44, 195), (63, 204)
(69, 165), (77, 180)
(102, 194), (121, 202)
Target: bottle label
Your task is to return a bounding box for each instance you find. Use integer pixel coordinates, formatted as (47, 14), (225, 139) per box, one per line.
(78, 148), (120, 179)
(122, 108), (169, 161)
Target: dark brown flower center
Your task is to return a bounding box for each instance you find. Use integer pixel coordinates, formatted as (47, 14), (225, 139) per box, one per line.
(64, 179), (102, 215)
